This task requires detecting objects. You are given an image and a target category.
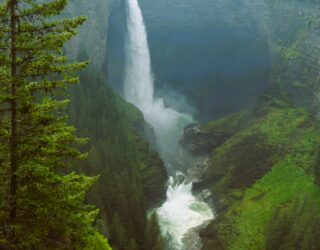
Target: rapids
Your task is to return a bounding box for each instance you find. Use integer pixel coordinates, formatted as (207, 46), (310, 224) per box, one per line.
(156, 174), (214, 249)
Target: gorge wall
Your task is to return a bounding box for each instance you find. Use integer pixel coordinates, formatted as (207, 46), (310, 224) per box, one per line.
(244, 0), (320, 114)
(65, 0), (112, 69)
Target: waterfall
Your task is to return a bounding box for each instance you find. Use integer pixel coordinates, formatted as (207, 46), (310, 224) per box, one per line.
(124, 0), (214, 249)
(124, 0), (193, 169)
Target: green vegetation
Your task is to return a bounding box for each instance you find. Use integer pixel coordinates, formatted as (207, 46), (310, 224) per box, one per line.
(0, 0), (110, 249)
(200, 103), (320, 249)
(200, 110), (250, 135)
(68, 66), (166, 250)
(230, 161), (320, 250)
(85, 232), (112, 250)
(0, 1), (166, 249)
(279, 44), (302, 64)
(203, 157), (320, 250)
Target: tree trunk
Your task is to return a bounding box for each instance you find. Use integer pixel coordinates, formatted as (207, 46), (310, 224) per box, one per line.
(9, 0), (18, 242)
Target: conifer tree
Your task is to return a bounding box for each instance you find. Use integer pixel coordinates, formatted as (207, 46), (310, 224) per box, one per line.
(0, 0), (108, 249)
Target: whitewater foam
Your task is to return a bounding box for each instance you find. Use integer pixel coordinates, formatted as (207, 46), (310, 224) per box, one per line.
(156, 174), (214, 249)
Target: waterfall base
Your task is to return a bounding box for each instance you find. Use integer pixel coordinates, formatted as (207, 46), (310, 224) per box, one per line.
(156, 173), (214, 250)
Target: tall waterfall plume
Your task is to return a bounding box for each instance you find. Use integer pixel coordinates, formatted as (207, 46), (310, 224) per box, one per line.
(124, 1), (214, 249)
(124, 0), (193, 169)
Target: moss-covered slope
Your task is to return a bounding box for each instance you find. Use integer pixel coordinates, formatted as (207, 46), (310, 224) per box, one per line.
(192, 96), (320, 249)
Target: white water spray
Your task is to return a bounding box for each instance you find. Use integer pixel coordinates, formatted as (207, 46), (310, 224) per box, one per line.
(157, 173), (214, 249)
(124, 0), (193, 167)
(124, 0), (214, 249)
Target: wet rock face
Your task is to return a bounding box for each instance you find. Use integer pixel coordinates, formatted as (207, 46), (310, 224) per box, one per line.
(65, 0), (114, 69)
(245, 0), (320, 114)
(182, 220), (212, 250)
(180, 124), (231, 156)
(187, 157), (211, 185)
(209, 134), (274, 189)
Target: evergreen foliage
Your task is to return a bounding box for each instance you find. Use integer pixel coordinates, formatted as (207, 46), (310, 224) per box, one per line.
(68, 66), (166, 250)
(0, 0), (110, 249)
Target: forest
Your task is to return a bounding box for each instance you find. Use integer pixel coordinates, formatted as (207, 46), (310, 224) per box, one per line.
(1, 0), (320, 250)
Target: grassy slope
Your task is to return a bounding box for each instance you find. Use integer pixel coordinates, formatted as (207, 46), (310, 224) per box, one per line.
(200, 103), (320, 250)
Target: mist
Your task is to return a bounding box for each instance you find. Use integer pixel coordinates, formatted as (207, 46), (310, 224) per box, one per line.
(107, 0), (271, 121)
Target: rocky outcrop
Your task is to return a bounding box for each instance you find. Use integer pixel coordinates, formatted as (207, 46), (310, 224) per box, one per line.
(182, 220), (212, 250)
(180, 124), (231, 156)
(187, 157), (211, 185)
